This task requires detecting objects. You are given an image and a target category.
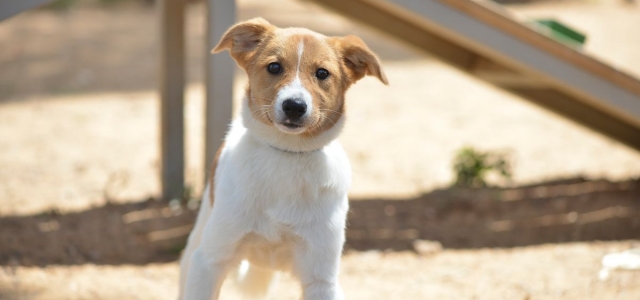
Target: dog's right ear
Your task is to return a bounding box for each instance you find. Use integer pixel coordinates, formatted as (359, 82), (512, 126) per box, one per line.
(212, 18), (274, 68)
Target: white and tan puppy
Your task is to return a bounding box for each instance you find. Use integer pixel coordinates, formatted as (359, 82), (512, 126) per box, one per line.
(179, 18), (387, 300)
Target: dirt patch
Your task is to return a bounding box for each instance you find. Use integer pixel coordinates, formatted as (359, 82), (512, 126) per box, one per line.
(347, 178), (640, 250)
(0, 199), (192, 266)
(1, 177), (638, 266)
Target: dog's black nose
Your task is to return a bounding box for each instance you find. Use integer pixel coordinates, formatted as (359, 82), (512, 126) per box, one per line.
(282, 99), (307, 120)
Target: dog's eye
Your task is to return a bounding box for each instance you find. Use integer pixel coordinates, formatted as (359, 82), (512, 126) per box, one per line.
(267, 62), (282, 74)
(315, 68), (329, 80)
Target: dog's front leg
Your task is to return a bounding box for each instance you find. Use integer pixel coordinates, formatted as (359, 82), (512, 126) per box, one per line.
(182, 248), (231, 300)
(183, 213), (245, 300)
(294, 212), (347, 300)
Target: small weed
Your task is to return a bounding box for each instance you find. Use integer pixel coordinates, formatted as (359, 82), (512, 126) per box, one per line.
(452, 146), (512, 188)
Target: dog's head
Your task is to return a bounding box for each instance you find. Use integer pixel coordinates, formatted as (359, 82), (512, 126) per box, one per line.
(213, 18), (387, 150)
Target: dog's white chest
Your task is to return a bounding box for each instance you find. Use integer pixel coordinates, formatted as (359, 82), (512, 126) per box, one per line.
(209, 120), (351, 266)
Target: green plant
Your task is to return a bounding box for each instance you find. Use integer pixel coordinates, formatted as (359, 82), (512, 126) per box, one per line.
(452, 146), (512, 188)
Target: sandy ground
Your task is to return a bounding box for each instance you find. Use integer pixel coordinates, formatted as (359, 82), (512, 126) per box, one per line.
(1, 241), (640, 300)
(1, 0), (640, 299)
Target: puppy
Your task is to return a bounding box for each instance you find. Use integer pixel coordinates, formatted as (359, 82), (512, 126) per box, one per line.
(178, 18), (387, 300)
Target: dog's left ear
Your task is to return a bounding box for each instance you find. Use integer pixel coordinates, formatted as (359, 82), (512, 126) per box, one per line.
(212, 18), (275, 68)
(330, 35), (388, 85)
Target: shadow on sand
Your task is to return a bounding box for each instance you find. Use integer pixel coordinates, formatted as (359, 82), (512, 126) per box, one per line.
(0, 177), (638, 266)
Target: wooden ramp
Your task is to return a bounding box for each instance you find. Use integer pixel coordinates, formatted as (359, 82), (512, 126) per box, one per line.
(306, 0), (640, 151)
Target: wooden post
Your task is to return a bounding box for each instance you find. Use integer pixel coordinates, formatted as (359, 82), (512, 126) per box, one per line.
(204, 0), (236, 179)
(159, 0), (185, 201)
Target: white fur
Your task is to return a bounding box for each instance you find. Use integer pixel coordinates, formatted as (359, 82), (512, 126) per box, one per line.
(273, 41), (313, 135)
(179, 93), (351, 300)
(296, 41), (304, 75)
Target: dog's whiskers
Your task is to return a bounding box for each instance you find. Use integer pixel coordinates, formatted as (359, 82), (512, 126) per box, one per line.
(318, 108), (343, 115)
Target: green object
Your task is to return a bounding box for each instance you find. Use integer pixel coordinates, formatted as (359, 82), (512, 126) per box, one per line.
(452, 147), (512, 188)
(531, 19), (587, 48)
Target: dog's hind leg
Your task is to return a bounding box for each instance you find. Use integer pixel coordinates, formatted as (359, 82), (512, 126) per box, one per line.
(236, 261), (276, 299)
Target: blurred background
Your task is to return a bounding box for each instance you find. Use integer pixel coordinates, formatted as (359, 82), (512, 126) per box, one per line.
(0, 0), (639, 299)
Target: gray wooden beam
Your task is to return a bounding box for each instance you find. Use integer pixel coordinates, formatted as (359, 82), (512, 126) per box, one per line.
(0, 0), (53, 22)
(471, 58), (546, 88)
(159, 0), (186, 201)
(204, 0), (236, 180)
(392, 0), (640, 128)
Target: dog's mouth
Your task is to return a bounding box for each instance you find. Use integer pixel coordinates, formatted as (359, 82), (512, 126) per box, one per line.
(282, 121), (303, 129)
(275, 118), (307, 134)
(265, 112), (308, 134)
(276, 120), (307, 134)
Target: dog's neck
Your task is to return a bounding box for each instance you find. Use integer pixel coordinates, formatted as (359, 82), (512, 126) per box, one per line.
(268, 144), (322, 154)
(241, 97), (345, 153)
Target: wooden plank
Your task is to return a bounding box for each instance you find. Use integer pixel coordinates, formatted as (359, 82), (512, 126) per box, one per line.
(204, 0), (236, 180)
(436, 0), (640, 98)
(471, 58), (545, 88)
(0, 0), (53, 22)
(376, 0), (640, 128)
(159, 0), (186, 200)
